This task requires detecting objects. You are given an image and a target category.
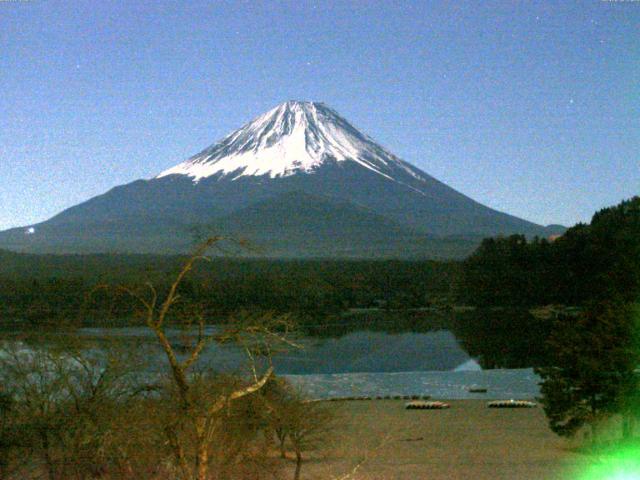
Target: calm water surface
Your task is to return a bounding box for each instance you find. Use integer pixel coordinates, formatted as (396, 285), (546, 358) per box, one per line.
(72, 327), (540, 399)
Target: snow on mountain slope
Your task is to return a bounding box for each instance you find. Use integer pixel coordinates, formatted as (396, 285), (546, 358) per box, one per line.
(157, 100), (422, 183)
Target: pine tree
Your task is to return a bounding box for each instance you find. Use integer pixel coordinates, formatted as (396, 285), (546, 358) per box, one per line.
(535, 300), (639, 441)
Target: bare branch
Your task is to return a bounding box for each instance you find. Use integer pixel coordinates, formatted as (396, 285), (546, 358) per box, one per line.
(157, 236), (221, 329)
(208, 366), (274, 416)
(181, 315), (209, 371)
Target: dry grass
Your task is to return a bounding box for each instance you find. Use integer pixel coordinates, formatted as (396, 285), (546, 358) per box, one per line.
(283, 400), (586, 480)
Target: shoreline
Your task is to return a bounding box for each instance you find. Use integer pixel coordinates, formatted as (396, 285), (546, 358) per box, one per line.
(285, 368), (541, 401)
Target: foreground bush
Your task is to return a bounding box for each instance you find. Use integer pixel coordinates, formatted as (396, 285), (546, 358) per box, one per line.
(0, 239), (336, 479)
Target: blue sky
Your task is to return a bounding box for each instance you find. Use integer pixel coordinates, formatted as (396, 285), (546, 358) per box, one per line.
(1, 0), (638, 230)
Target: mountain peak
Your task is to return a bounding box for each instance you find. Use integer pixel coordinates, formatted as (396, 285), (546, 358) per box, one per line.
(156, 101), (405, 182)
(281, 99), (321, 107)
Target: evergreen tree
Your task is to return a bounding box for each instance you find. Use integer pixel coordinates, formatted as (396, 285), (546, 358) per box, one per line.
(535, 300), (640, 440)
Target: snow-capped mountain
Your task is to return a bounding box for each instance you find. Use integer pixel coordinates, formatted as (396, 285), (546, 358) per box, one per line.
(157, 101), (420, 183)
(0, 101), (563, 258)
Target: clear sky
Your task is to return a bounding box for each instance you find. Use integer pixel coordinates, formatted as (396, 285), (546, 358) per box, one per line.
(1, 0), (638, 231)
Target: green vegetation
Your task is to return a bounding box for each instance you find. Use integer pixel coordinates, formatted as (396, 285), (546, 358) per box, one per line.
(455, 196), (640, 370)
(535, 301), (640, 440)
(453, 196), (640, 446)
(459, 196), (640, 307)
(0, 253), (458, 331)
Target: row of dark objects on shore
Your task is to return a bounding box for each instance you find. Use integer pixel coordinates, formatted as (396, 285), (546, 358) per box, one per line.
(326, 394), (432, 402)
(486, 399), (537, 408)
(310, 396), (536, 409)
(320, 386), (488, 403)
(406, 399), (537, 410)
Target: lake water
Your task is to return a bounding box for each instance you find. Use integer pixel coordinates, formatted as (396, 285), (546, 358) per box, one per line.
(71, 327), (541, 400)
(286, 369), (540, 400)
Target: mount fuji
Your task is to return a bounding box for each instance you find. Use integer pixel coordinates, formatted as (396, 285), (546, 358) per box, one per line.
(0, 101), (562, 258)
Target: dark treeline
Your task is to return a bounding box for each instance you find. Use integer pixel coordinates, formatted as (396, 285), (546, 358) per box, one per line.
(453, 196), (640, 366)
(3, 199), (638, 457)
(0, 253), (459, 329)
(459, 196), (640, 307)
(454, 196), (640, 372)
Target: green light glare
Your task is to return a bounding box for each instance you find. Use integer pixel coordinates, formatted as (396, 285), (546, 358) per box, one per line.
(576, 443), (640, 480)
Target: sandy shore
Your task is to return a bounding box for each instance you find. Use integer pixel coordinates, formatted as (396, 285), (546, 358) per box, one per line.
(288, 400), (585, 480)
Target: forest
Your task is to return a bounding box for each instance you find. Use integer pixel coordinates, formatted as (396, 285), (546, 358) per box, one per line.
(459, 196), (640, 307)
(1, 196), (638, 371)
(0, 252), (458, 330)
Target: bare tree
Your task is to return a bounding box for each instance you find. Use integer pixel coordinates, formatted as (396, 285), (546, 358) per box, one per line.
(289, 400), (336, 480)
(263, 379), (336, 480)
(0, 340), (143, 480)
(112, 237), (297, 480)
(261, 377), (295, 459)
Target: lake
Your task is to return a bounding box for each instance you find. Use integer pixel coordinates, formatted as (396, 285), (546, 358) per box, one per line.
(70, 326), (541, 400)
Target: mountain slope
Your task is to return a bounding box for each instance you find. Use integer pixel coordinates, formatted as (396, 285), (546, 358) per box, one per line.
(208, 191), (480, 258)
(0, 101), (561, 258)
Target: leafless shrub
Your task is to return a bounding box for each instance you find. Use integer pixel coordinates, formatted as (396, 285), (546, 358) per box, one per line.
(0, 340), (146, 479)
(261, 377), (337, 480)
